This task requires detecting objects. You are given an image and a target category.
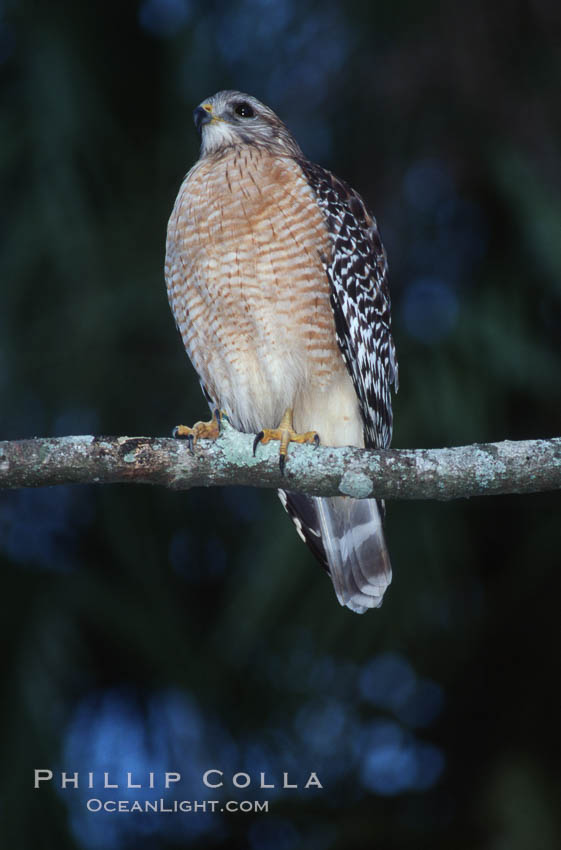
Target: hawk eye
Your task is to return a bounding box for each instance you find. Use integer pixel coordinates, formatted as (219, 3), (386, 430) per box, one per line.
(234, 102), (255, 118)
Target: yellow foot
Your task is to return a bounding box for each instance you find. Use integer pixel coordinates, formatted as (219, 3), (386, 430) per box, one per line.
(252, 407), (319, 474)
(173, 410), (226, 453)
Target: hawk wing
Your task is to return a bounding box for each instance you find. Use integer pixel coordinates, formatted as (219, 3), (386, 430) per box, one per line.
(278, 159), (398, 613)
(296, 159), (398, 450)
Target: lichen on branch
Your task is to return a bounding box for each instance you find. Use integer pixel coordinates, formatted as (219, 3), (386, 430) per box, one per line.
(0, 424), (560, 500)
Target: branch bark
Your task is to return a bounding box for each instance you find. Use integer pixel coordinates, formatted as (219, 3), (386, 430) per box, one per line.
(0, 426), (560, 500)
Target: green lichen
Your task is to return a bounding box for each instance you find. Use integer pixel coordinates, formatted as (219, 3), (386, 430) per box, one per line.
(474, 448), (507, 490)
(219, 425), (263, 467)
(339, 469), (373, 499)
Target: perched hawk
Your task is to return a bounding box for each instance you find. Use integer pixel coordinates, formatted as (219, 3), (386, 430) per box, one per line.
(165, 91), (398, 613)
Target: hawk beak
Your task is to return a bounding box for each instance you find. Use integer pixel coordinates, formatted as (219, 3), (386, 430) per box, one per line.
(193, 104), (213, 134)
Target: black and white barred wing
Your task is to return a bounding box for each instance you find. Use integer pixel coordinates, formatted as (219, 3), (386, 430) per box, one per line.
(297, 160), (398, 450)
(279, 160), (398, 614)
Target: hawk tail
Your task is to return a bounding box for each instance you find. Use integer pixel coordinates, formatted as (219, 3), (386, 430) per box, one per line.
(279, 492), (392, 614)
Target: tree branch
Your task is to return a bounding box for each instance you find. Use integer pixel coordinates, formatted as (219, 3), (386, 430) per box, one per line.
(0, 425), (560, 500)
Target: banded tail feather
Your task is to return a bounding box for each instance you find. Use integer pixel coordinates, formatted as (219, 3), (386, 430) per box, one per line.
(279, 491), (392, 614)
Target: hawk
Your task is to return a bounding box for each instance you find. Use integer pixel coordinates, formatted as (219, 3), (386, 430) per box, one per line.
(165, 91), (398, 614)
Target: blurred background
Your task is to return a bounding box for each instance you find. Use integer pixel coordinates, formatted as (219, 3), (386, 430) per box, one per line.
(1, 0), (561, 847)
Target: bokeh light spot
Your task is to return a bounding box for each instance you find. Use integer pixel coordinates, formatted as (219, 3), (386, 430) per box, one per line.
(401, 277), (460, 343)
(360, 721), (417, 795)
(138, 0), (192, 38)
(359, 652), (416, 712)
(403, 158), (455, 214)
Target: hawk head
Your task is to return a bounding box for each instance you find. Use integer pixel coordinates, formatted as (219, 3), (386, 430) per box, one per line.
(193, 91), (303, 158)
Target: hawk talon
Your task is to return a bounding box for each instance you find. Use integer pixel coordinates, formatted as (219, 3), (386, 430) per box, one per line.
(172, 411), (223, 450)
(252, 408), (319, 475)
(253, 431), (265, 457)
